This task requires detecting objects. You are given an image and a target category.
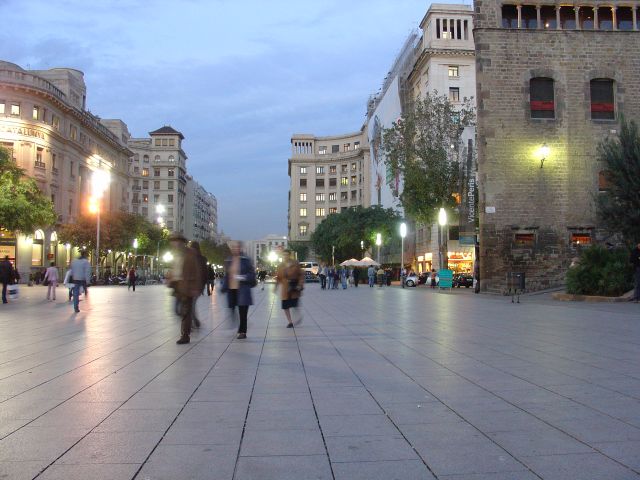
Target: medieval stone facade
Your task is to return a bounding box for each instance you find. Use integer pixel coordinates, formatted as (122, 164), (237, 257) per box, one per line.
(474, 0), (640, 292)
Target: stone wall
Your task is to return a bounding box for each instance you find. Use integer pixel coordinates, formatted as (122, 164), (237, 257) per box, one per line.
(474, 10), (640, 291)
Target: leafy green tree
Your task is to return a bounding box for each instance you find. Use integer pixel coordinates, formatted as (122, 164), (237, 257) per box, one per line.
(382, 91), (475, 268)
(288, 241), (309, 261)
(199, 239), (231, 265)
(311, 206), (401, 263)
(0, 146), (56, 233)
(596, 118), (640, 244)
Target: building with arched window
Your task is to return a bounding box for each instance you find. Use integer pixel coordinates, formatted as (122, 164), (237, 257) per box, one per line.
(474, 0), (640, 291)
(0, 61), (132, 279)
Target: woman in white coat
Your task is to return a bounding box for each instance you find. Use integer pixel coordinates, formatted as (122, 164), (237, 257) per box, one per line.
(43, 262), (59, 301)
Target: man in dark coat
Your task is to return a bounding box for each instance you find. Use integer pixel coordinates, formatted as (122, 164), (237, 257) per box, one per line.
(0, 256), (15, 304)
(189, 241), (209, 328)
(170, 234), (203, 344)
(221, 241), (256, 339)
(631, 242), (640, 303)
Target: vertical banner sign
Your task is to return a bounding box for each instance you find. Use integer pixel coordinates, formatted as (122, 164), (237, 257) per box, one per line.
(459, 139), (476, 245)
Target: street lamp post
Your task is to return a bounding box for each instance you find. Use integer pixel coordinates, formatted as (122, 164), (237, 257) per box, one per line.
(91, 169), (110, 281)
(331, 245), (335, 267)
(360, 240), (364, 258)
(133, 238), (139, 269)
(155, 204), (165, 277)
(438, 208), (448, 271)
(400, 223), (407, 288)
(375, 233), (382, 265)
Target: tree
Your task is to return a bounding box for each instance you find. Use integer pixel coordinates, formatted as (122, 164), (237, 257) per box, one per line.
(311, 206), (401, 263)
(382, 91), (475, 268)
(0, 146), (56, 233)
(199, 239), (231, 265)
(596, 118), (640, 244)
(288, 241), (309, 261)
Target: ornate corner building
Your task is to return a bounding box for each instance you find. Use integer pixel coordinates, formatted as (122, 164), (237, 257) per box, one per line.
(474, 0), (640, 291)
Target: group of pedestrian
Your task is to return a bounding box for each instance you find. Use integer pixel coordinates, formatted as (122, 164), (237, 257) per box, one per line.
(318, 264), (361, 290)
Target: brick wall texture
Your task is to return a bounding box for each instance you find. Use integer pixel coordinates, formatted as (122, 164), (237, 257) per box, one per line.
(474, 0), (640, 292)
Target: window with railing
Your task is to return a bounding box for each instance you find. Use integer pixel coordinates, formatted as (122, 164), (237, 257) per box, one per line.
(530, 78), (555, 119)
(590, 79), (615, 120)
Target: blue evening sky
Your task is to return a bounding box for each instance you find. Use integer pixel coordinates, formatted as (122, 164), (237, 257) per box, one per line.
(0, 0), (456, 240)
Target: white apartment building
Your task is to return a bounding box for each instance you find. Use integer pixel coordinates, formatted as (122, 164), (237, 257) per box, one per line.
(126, 126), (187, 234)
(288, 130), (370, 245)
(185, 175), (217, 242)
(406, 3), (477, 274)
(246, 234), (288, 268)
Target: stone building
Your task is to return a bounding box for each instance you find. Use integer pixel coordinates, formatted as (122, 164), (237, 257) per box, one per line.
(474, 0), (640, 291)
(125, 126), (188, 234)
(288, 130), (371, 249)
(184, 175), (217, 242)
(246, 234), (288, 269)
(0, 61), (131, 279)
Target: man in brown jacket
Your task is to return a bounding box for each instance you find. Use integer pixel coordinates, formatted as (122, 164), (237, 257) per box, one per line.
(275, 250), (305, 328)
(169, 233), (203, 344)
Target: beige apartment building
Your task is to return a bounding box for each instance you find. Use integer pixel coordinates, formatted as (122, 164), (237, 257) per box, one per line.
(126, 126), (188, 234)
(0, 60), (131, 278)
(288, 130), (370, 246)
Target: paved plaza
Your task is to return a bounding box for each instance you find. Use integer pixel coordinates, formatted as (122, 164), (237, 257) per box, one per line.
(0, 283), (639, 480)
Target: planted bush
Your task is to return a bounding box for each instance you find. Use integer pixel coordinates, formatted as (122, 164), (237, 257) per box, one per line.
(566, 244), (633, 296)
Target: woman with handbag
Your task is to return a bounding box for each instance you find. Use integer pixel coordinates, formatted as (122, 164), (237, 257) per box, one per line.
(275, 250), (304, 328)
(221, 241), (256, 339)
(43, 262), (59, 301)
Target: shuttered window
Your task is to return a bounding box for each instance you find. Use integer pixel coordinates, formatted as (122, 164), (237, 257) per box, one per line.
(530, 78), (555, 119)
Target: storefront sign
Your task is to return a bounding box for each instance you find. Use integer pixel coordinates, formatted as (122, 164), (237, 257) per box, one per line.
(459, 235), (476, 246)
(0, 124), (46, 140)
(0, 244), (16, 260)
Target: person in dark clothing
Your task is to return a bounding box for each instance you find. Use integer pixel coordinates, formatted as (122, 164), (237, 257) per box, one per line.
(190, 241), (209, 328)
(0, 256), (16, 304)
(169, 233), (203, 344)
(128, 267), (136, 291)
(221, 241), (256, 339)
(631, 243), (640, 303)
(352, 268), (360, 287)
(207, 264), (216, 295)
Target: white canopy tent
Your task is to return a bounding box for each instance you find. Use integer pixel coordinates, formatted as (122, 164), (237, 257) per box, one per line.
(357, 256), (380, 267)
(339, 258), (360, 266)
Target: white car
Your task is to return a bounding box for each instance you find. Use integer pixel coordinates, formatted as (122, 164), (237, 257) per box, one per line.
(404, 273), (419, 287)
(299, 262), (319, 275)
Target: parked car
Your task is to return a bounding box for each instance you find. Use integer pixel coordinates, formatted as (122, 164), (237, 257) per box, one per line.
(453, 273), (473, 288)
(404, 273), (419, 287)
(304, 271), (319, 282)
(300, 262), (319, 275)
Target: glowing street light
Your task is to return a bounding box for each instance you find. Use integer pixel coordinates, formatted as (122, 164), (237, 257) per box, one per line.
(375, 233), (382, 264)
(438, 208), (448, 270)
(91, 169), (111, 280)
(400, 223), (407, 288)
(267, 251), (278, 264)
(162, 252), (173, 263)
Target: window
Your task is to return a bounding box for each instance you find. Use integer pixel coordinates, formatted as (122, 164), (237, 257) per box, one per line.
(154, 180), (160, 189)
(154, 168), (160, 177)
(68, 198), (73, 215)
(514, 233), (535, 247)
(142, 168), (149, 177)
(315, 208), (325, 217)
(168, 168), (175, 177)
(329, 207), (337, 214)
(341, 192), (348, 201)
(300, 208), (307, 217)
(133, 166), (140, 175)
(300, 193), (307, 202)
(0, 101), (4, 114)
(69, 161), (74, 177)
(354, 141), (360, 149)
(168, 194), (174, 203)
(341, 177), (348, 186)
(168, 207), (174, 216)
(559, 6), (576, 28)
(343, 143), (350, 152)
(530, 78), (555, 119)
(52, 115), (60, 130)
(32, 106), (40, 120)
(522, 5), (538, 28)
(590, 79), (615, 120)
(448, 66), (459, 78)
(449, 87), (460, 102)
(316, 166), (324, 174)
(329, 192), (336, 201)
(155, 139), (161, 146)
(143, 155), (149, 163)
(36, 147), (43, 163)
(351, 175), (357, 185)
(318, 146), (327, 155)
(300, 178), (307, 187)
(579, 6), (595, 29)
(329, 165), (337, 174)
(168, 180), (174, 189)
(299, 225), (308, 236)
(571, 232), (592, 246)
(351, 190), (357, 200)
(10, 104), (20, 116)
(161, 138), (168, 146)
(597, 6), (613, 30)
(142, 180), (149, 189)
(168, 155), (175, 163)
(142, 207), (148, 216)
(618, 6), (634, 30)
(329, 178), (337, 187)
(142, 194), (149, 203)
(316, 178), (325, 187)
(332, 145), (339, 153)
(316, 193), (325, 202)
(169, 138), (175, 146)
(52, 153), (57, 171)
(154, 194), (160, 203)
(351, 162), (357, 171)
(133, 193), (140, 203)
(154, 155), (161, 162)
(300, 166), (307, 174)
(69, 125), (78, 140)
(598, 170), (611, 191)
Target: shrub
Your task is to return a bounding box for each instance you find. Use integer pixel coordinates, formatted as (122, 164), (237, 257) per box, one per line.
(566, 244), (634, 296)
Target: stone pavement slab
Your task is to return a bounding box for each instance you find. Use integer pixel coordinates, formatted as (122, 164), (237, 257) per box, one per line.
(0, 284), (639, 479)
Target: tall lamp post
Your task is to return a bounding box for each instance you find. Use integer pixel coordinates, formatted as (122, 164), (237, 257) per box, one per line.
(133, 238), (139, 269)
(360, 240), (364, 258)
(438, 208), (447, 270)
(400, 222), (407, 288)
(155, 204), (165, 276)
(90, 169), (111, 281)
(376, 233), (382, 265)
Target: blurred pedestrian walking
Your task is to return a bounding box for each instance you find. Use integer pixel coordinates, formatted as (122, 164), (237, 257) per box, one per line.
(221, 241), (256, 339)
(190, 241), (209, 329)
(0, 255), (16, 304)
(43, 262), (58, 301)
(319, 264), (327, 290)
(353, 267), (360, 287)
(128, 267), (136, 292)
(169, 233), (203, 344)
(70, 252), (91, 313)
(275, 250), (304, 328)
(340, 268), (348, 289)
(367, 265), (375, 287)
(376, 267), (385, 287)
